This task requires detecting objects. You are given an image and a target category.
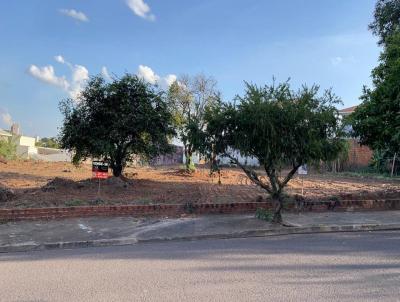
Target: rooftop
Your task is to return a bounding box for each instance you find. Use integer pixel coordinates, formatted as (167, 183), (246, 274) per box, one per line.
(338, 106), (357, 114)
(0, 129), (12, 137)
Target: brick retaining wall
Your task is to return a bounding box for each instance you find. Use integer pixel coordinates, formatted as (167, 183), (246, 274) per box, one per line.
(0, 199), (399, 221)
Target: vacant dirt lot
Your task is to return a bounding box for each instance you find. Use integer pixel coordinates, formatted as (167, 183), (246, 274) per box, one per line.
(0, 160), (399, 208)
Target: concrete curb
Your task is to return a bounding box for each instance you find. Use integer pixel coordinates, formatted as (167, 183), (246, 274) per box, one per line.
(136, 223), (400, 243)
(1, 223), (400, 253)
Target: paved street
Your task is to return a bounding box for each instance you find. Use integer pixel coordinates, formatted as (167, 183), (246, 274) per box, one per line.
(0, 231), (399, 302)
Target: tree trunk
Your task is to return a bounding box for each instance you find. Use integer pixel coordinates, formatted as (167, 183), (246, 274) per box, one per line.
(272, 196), (283, 224)
(185, 153), (191, 169)
(185, 147), (194, 172)
(112, 158), (123, 177)
(391, 152), (397, 177)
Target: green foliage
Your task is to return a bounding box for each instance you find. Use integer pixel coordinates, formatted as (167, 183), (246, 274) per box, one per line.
(59, 74), (175, 177)
(350, 31), (400, 156)
(255, 208), (274, 222)
(369, 0), (400, 45)
(369, 149), (400, 174)
(183, 202), (196, 214)
(89, 198), (105, 205)
(349, 2), (400, 177)
(323, 139), (350, 172)
(338, 139), (351, 162)
(186, 161), (196, 173)
(134, 198), (153, 205)
(0, 137), (17, 160)
(208, 82), (345, 169)
(64, 199), (84, 207)
(36, 137), (60, 149)
(168, 74), (219, 172)
(236, 83), (343, 164)
(339, 170), (400, 180)
(370, 149), (390, 173)
(204, 80), (346, 222)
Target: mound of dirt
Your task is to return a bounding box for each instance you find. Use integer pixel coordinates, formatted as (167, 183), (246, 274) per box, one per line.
(74, 176), (131, 190)
(0, 185), (15, 203)
(103, 176), (130, 189)
(42, 177), (80, 192)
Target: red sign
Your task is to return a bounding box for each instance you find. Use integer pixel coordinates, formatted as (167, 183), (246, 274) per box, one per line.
(93, 171), (109, 179)
(92, 161), (109, 179)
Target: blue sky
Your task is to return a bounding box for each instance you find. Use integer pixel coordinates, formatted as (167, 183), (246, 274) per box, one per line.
(0, 0), (380, 137)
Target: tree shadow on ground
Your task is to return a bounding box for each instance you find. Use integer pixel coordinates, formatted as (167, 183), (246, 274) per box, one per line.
(2, 231), (400, 299)
(0, 171), (52, 184)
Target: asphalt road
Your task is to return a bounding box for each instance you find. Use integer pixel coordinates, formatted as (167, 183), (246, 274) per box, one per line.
(0, 232), (399, 302)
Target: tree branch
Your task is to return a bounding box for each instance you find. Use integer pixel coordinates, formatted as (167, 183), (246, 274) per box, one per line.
(278, 163), (302, 193)
(225, 154), (273, 194)
(264, 163), (279, 193)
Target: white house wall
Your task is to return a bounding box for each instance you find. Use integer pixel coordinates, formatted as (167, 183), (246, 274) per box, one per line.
(217, 149), (260, 167)
(16, 145), (38, 158)
(18, 136), (36, 147)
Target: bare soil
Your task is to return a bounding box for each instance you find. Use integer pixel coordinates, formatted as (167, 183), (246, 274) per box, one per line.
(0, 160), (399, 208)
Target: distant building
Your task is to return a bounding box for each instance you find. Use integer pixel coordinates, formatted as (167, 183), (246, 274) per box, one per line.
(338, 106), (357, 117)
(0, 128), (12, 141)
(151, 145), (184, 166)
(217, 148), (259, 167)
(0, 124), (38, 158)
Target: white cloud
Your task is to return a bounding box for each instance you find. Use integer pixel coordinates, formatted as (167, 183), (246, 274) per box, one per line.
(160, 74), (177, 89)
(54, 55), (65, 64)
(330, 56), (358, 66)
(101, 66), (112, 81)
(69, 65), (89, 99)
(29, 60), (174, 101)
(126, 0), (155, 21)
(330, 57), (343, 66)
(0, 110), (13, 127)
(28, 65), (70, 90)
(71, 65), (89, 83)
(28, 56), (89, 101)
(137, 65), (159, 84)
(137, 65), (176, 89)
(59, 9), (89, 22)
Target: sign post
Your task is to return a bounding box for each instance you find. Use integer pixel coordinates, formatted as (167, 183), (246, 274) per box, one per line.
(92, 161), (109, 197)
(297, 164), (308, 196)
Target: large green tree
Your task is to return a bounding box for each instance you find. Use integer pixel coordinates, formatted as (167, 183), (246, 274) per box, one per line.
(351, 32), (400, 156)
(59, 74), (175, 177)
(350, 1), (400, 174)
(168, 74), (219, 172)
(369, 0), (400, 45)
(204, 81), (345, 223)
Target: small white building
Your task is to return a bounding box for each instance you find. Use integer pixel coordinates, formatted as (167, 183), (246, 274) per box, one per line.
(182, 149), (260, 167)
(15, 136), (38, 158)
(217, 148), (259, 167)
(0, 123), (38, 158)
